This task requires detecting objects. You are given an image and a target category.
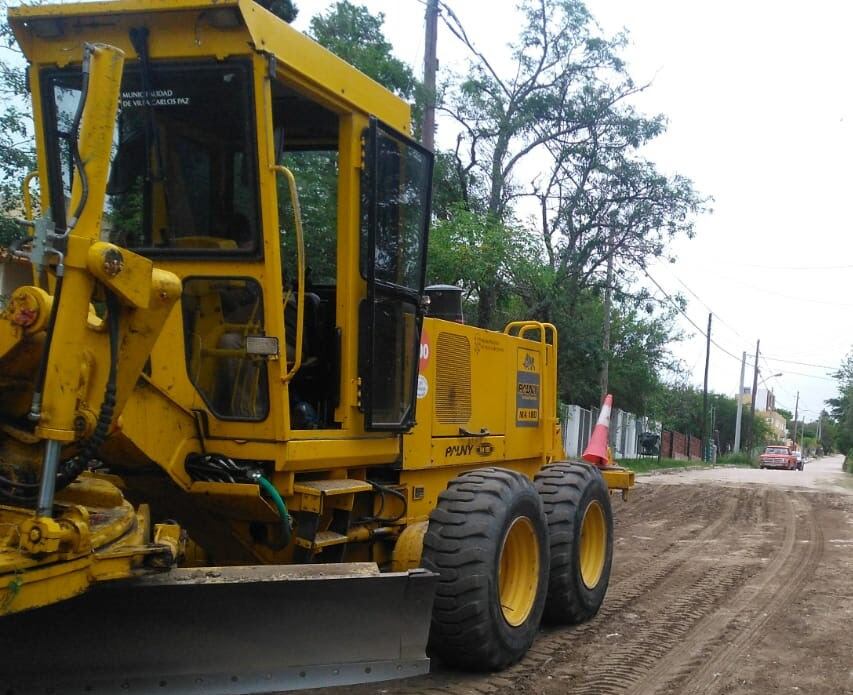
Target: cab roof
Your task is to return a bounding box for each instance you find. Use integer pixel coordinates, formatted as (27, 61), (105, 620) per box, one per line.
(7, 0), (410, 132)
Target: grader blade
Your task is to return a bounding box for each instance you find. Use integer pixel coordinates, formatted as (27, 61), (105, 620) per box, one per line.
(1, 563), (436, 695)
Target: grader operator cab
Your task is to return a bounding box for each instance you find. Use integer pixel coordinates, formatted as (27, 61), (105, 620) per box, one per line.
(0, 1), (634, 692)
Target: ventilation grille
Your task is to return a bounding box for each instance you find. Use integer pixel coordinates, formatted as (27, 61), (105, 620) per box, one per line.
(435, 332), (472, 424)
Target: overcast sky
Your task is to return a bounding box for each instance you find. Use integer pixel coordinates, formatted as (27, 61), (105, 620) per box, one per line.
(294, 0), (851, 420)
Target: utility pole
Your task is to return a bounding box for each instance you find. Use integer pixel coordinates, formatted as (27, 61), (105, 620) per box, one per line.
(599, 228), (616, 402)
(734, 351), (746, 453)
(747, 339), (760, 454)
(815, 414), (822, 454)
(422, 0), (439, 151)
(710, 404), (716, 458)
(701, 313), (712, 461)
(792, 390), (799, 445)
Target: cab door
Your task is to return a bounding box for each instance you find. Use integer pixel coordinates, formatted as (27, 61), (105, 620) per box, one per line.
(359, 119), (433, 431)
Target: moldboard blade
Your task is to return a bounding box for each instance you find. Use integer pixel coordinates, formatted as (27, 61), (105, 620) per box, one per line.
(1, 563), (437, 694)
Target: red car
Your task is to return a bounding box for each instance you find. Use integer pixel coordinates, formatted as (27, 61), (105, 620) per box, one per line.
(759, 445), (797, 470)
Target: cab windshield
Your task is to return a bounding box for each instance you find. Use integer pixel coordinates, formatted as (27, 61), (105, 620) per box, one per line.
(42, 59), (260, 257)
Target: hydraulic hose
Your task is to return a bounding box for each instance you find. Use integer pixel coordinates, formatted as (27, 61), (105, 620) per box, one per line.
(255, 474), (292, 549)
(66, 44), (93, 230)
(56, 289), (120, 490)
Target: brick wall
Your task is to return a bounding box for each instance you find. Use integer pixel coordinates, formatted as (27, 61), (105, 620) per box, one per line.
(660, 429), (703, 461)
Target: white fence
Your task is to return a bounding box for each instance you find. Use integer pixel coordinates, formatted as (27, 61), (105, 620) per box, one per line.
(560, 403), (660, 460)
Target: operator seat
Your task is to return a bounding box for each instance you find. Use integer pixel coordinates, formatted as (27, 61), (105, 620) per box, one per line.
(284, 289), (326, 429)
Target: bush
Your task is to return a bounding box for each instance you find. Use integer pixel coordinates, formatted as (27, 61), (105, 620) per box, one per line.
(718, 452), (755, 467)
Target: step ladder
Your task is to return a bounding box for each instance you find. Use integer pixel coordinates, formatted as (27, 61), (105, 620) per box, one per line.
(292, 479), (373, 562)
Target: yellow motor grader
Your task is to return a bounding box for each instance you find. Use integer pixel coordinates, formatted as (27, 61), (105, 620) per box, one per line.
(0, 1), (634, 692)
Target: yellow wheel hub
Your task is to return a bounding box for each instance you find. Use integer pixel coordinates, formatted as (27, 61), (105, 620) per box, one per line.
(579, 500), (607, 589)
(498, 516), (540, 626)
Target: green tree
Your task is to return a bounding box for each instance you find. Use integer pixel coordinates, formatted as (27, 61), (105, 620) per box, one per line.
(255, 0), (298, 23)
(426, 203), (542, 327)
(606, 305), (682, 414)
(828, 352), (853, 453)
(309, 1), (418, 104)
(819, 412), (837, 454)
(0, 1), (36, 243)
(648, 384), (769, 454)
(438, 0), (708, 327)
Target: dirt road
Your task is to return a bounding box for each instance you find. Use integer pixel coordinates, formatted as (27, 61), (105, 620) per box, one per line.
(314, 455), (853, 695)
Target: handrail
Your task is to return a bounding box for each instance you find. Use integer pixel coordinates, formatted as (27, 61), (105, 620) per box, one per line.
(21, 171), (38, 224)
(503, 321), (560, 442)
(272, 165), (305, 384)
(504, 320), (557, 347)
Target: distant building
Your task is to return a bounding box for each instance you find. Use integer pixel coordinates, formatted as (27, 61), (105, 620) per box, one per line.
(739, 387), (785, 441)
(739, 387), (775, 411)
(761, 410), (787, 441)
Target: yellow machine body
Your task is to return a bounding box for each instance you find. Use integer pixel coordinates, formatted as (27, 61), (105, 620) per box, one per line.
(0, 1), (633, 691)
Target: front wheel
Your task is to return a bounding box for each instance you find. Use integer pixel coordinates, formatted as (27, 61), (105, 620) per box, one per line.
(422, 468), (549, 671)
(534, 462), (614, 625)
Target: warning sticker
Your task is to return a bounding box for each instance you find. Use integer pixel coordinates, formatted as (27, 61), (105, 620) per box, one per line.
(516, 348), (540, 427)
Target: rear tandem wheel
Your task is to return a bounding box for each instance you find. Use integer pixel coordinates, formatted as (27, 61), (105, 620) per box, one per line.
(421, 467), (549, 671)
(534, 461), (614, 624)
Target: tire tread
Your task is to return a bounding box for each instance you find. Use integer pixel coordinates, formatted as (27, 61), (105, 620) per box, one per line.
(422, 467), (549, 670)
(534, 461), (613, 625)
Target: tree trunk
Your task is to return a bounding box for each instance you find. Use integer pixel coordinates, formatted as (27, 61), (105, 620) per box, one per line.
(477, 285), (496, 328)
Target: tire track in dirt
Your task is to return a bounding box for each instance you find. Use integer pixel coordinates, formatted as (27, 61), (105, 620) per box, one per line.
(651, 491), (824, 695)
(481, 486), (768, 695)
(564, 561), (754, 695)
(358, 487), (747, 695)
(609, 486), (738, 582)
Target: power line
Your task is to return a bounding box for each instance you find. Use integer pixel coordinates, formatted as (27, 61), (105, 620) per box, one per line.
(771, 368), (836, 382)
(642, 268), (746, 365)
(724, 260), (853, 271)
(760, 350), (835, 382)
(654, 266), (845, 382)
(759, 354), (798, 405)
(725, 278), (853, 308)
(763, 355), (838, 370)
(665, 270), (750, 343)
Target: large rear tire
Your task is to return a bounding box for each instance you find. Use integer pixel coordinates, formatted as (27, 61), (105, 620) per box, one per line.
(534, 462), (613, 625)
(422, 467), (549, 671)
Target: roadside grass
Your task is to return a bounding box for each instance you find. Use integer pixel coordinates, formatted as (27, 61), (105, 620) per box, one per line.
(619, 455), (754, 474)
(718, 452), (758, 467)
(618, 457), (706, 474)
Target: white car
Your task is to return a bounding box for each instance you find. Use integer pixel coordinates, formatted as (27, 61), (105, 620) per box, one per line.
(794, 451), (804, 470)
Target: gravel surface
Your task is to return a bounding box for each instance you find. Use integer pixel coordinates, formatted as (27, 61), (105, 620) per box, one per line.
(309, 455), (853, 695)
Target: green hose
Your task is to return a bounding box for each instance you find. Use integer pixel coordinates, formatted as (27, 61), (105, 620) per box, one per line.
(256, 474), (292, 548)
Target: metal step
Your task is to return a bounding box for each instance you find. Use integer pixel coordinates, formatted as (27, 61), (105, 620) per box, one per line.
(293, 479), (373, 496)
(294, 530), (349, 550)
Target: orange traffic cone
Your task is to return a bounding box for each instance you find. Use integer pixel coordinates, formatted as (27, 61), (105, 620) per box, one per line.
(583, 394), (613, 466)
